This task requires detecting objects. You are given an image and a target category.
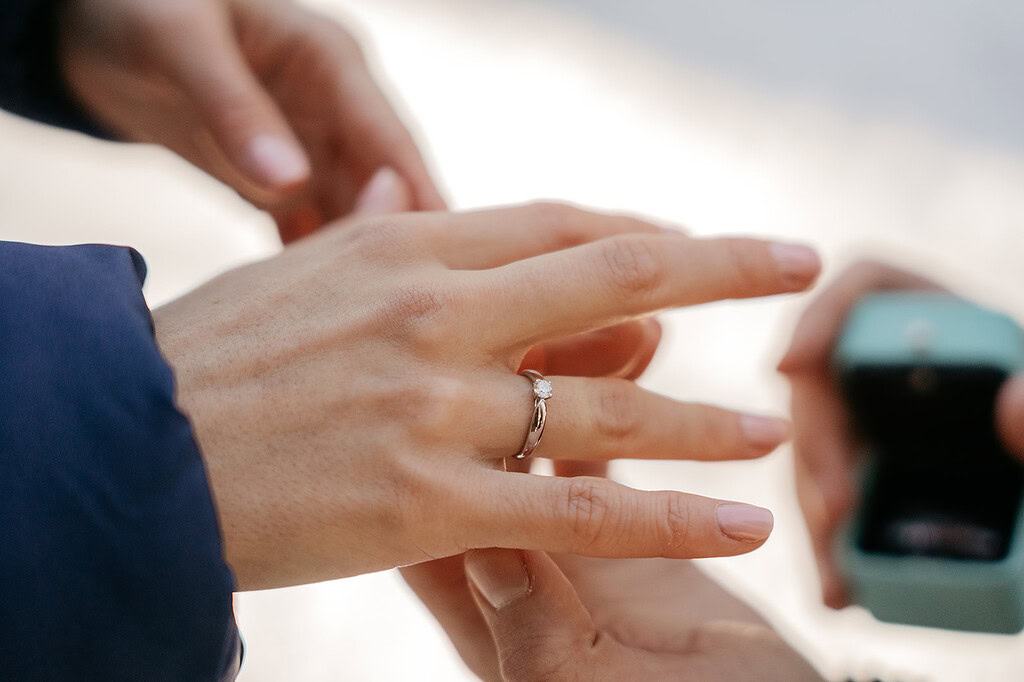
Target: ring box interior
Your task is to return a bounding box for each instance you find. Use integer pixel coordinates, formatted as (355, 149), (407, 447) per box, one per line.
(834, 292), (1024, 633)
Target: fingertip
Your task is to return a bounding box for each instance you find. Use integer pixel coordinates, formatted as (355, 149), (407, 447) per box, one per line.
(353, 166), (414, 216)
(465, 549), (533, 610)
(775, 346), (804, 374)
(245, 133), (311, 190)
(622, 317), (662, 380)
(777, 313), (835, 375)
(997, 373), (1024, 459)
(771, 242), (822, 291)
(823, 587), (850, 610)
(740, 414), (792, 453)
(716, 503), (774, 544)
(645, 316), (663, 339)
(274, 201), (322, 244)
(640, 316), (662, 354)
(819, 565), (850, 610)
(810, 528), (850, 609)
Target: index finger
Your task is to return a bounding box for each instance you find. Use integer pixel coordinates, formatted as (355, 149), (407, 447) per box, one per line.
(475, 232), (820, 350)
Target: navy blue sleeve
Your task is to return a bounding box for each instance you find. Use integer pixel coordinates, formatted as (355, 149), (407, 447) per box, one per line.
(0, 242), (240, 682)
(0, 0), (107, 135)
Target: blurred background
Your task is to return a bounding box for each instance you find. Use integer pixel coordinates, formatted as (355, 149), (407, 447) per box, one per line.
(2, 0), (1024, 679)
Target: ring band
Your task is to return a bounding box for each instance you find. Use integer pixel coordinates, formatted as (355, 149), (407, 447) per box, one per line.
(514, 370), (552, 460)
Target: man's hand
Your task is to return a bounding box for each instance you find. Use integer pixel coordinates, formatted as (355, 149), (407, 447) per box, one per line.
(59, 0), (444, 242)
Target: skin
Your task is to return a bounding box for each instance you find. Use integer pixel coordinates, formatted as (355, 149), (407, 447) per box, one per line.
(54, 5), (824, 667)
(405, 452), (823, 681)
(777, 260), (1024, 608)
(58, 0), (445, 242)
(152, 193), (821, 590)
(452, 549), (824, 681)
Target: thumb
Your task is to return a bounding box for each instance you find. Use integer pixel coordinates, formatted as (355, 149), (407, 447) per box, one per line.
(464, 549), (598, 681)
(351, 167), (414, 217)
(996, 373), (1024, 460)
(146, 4), (310, 194)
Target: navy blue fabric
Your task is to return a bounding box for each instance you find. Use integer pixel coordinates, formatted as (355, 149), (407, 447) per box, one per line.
(0, 242), (239, 681)
(0, 0), (107, 135)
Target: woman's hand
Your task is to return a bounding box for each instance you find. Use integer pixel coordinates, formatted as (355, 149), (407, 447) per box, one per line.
(456, 550), (823, 681)
(153, 200), (820, 590)
(59, 0), (443, 242)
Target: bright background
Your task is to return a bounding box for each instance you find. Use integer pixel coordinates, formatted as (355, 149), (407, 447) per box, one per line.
(2, 0), (1024, 679)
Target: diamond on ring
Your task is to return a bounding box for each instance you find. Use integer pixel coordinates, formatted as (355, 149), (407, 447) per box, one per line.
(533, 379), (553, 400)
(515, 370), (551, 460)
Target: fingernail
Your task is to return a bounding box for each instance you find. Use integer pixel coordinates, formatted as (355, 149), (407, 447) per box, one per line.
(354, 167), (400, 211)
(246, 134), (310, 188)
(465, 549), (532, 610)
(771, 243), (821, 289)
(741, 415), (791, 449)
(716, 504), (774, 542)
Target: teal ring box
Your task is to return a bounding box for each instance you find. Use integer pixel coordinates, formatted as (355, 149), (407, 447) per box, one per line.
(833, 292), (1024, 633)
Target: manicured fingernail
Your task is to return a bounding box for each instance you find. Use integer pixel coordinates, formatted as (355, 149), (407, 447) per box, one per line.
(465, 549), (532, 609)
(716, 504), (774, 542)
(741, 415), (791, 449)
(771, 243), (820, 289)
(354, 167), (400, 211)
(246, 134), (310, 188)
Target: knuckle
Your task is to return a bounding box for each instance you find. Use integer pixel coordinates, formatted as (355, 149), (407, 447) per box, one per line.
(347, 218), (416, 259)
(694, 408), (739, 455)
(530, 200), (578, 226)
(528, 202), (589, 249)
(400, 377), (468, 441)
(501, 645), (577, 682)
(561, 479), (613, 550)
(658, 493), (692, 555)
(380, 457), (445, 555)
(379, 458), (423, 532)
(595, 380), (644, 444)
(387, 283), (448, 322)
(721, 238), (771, 294)
(378, 282), (455, 349)
(599, 236), (664, 297)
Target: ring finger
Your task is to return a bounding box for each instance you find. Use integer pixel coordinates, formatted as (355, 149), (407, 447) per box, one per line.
(476, 374), (790, 463)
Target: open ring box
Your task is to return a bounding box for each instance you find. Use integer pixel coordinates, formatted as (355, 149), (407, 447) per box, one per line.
(833, 292), (1024, 633)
